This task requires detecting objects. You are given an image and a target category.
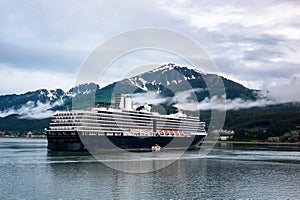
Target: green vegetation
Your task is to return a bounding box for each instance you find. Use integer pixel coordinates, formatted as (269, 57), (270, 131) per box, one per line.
(1, 103), (299, 141)
(0, 114), (50, 136)
(201, 103), (300, 141)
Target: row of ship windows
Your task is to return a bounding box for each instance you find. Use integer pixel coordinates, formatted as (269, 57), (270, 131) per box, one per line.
(78, 132), (191, 137)
(52, 118), (200, 127)
(48, 128), (205, 135)
(55, 112), (199, 122)
(56, 111), (152, 117)
(51, 121), (199, 127)
(50, 127), (76, 130)
(55, 110), (200, 121)
(53, 118), (199, 126)
(50, 123), (200, 131)
(51, 126), (200, 132)
(54, 115), (181, 122)
(47, 131), (76, 136)
(51, 125), (200, 132)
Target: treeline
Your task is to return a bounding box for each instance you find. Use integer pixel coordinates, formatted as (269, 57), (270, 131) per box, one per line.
(0, 114), (51, 135)
(0, 103), (299, 141)
(201, 103), (300, 141)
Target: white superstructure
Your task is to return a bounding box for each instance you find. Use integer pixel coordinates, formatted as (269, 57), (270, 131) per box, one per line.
(48, 107), (206, 137)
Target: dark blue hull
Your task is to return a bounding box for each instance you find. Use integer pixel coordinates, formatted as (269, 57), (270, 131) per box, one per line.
(47, 131), (206, 151)
(47, 142), (85, 151)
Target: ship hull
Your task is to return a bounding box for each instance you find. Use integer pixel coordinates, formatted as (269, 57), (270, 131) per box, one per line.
(47, 131), (206, 151)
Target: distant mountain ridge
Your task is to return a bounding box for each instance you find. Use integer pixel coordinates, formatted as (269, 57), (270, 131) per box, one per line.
(0, 63), (299, 141)
(0, 63), (259, 133)
(0, 63), (257, 117)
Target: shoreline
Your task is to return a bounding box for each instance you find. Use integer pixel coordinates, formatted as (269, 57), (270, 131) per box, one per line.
(0, 136), (46, 139)
(215, 140), (300, 145)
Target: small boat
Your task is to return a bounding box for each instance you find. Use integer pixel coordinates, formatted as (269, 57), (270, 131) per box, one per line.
(151, 144), (161, 152)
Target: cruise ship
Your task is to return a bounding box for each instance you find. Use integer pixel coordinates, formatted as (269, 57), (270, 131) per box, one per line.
(46, 95), (207, 151)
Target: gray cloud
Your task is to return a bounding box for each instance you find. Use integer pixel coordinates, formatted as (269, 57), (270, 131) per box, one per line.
(244, 34), (286, 46)
(0, 40), (82, 72)
(0, 0), (299, 101)
(243, 48), (284, 61)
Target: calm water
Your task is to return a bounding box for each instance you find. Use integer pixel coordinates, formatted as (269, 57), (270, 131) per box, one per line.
(0, 138), (299, 200)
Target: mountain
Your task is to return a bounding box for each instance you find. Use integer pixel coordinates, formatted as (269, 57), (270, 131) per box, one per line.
(0, 64), (256, 116)
(0, 88), (65, 111)
(1, 63), (299, 140)
(95, 63), (256, 103)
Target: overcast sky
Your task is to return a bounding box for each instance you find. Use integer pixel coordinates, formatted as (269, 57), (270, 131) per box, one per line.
(0, 0), (299, 101)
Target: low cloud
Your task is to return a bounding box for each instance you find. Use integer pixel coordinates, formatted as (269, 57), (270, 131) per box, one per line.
(261, 74), (300, 104)
(172, 88), (205, 103)
(0, 100), (64, 119)
(131, 89), (277, 111)
(174, 95), (275, 111)
(136, 83), (300, 112)
(131, 91), (170, 106)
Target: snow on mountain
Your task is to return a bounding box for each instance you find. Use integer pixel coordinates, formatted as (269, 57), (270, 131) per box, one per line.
(66, 83), (99, 97)
(151, 63), (204, 74)
(129, 63), (205, 90)
(38, 89), (65, 102)
(0, 83), (99, 119)
(0, 88), (67, 119)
